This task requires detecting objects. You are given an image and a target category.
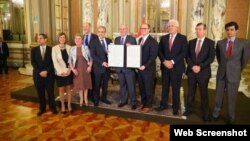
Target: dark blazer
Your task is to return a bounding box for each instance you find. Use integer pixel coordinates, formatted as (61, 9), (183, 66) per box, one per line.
(0, 42), (9, 59)
(186, 37), (215, 78)
(138, 35), (159, 73)
(31, 46), (55, 80)
(83, 33), (98, 47)
(158, 33), (187, 74)
(216, 38), (250, 83)
(114, 35), (137, 71)
(90, 37), (112, 73)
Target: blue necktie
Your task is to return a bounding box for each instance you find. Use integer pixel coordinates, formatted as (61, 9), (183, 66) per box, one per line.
(120, 37), (124, 45)
(101, 40), (106, 52)
(85, 35), (89, 46)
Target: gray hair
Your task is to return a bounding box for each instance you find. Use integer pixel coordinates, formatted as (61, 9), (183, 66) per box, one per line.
(168, 19), (179, 27)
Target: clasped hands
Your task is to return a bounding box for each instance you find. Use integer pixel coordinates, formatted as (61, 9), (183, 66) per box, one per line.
(192, 65), (201, 73)
(163, 60), (173, 69)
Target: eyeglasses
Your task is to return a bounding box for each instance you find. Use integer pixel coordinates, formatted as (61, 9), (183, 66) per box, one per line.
(226, 28), (236, 31)
(140, 28), (148, 30)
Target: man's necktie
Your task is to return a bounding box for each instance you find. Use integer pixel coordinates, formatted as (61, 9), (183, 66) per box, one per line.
(169, 35), (173, 51)
(195, 39), (202, 58)
(41, 46), (45, 60)
(101, 39), (106, 52)
(120, 37), (124, 45)
(227, 40), (233, 59)
(85, 35), (89, 46)
(140, 38), (144, 46)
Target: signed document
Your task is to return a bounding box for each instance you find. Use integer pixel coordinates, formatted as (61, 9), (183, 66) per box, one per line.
(126, 45), (141, 68)
(108, 45), (124, 67)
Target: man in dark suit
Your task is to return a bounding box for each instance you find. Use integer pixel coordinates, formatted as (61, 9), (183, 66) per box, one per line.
(183, 23), (215, 122)
(90, 26), (112, 106)
(0, 36), (9, 74)
(212, 21), (250, 124)
(137, 23), (158, 113)
(156, 19), (187, 115)
(31, 33), (57, 116)
(114, 24), (137, 110)
(82, 22), (98, 102)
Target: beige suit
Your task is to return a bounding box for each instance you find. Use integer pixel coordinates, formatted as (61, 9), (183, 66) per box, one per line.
(52, 44), (71, 76)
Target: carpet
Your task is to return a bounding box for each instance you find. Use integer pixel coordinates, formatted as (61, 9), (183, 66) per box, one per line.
(11, 79), (250, 124)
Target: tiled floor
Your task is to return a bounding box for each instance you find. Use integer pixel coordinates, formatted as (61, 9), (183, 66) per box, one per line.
(0, 69), (170, 141)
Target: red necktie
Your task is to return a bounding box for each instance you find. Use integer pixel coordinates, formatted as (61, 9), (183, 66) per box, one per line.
(195, 39), (202, 58)
(227, 40), (233, 59)
(169, 35), (173, 51)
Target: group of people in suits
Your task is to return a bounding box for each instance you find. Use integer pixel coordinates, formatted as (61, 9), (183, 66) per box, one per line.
(30, 20), (250, 124)
(182, 21), (249, 124)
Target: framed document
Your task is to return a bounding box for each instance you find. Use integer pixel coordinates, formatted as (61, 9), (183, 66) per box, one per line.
(126, 45), (141, 68)
(108, 45), (124, 67)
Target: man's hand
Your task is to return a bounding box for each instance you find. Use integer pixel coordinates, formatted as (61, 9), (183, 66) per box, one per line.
(163, 60), (173, 69)
(138, 65), (146, 71)
(192, 65), (201, 73)
(39, 71), (48, 77)
(102, 62), (109, 68)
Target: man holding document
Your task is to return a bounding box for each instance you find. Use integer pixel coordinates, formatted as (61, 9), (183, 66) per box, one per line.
(90, 26), (112, 106)
(114, 24), (138, 110)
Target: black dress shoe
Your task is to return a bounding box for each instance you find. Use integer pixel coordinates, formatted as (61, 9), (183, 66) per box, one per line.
(94, 102), (99, 107)
(101, 99), (111, 104)
(37, 110), (45, 116)
(131, 105), (137, 110)
(154, 106), (167, 112)
(183, 111), (192, 116)
(173, 111), (178, 116)
(51, 109), (58, 114)
(202, 117), (210, 123)
(118, 102), (127, 107)
(212, 116), (219, 122)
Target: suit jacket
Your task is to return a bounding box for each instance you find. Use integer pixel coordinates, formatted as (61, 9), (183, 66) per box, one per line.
(216, 38), (250, 83)
(158, 33), (187, 74)
(138, 35), (158, 73)
(83, 33), (98, 48)
(90, 37), (112, 73)
(186, 37), (215, 78)
(114, 35), (137, 72)
(0, 42), (9, 59)
(52, 44), (71, 75)
(31, 45), (55, 80)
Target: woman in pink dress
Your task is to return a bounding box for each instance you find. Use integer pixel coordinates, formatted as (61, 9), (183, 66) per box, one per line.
(68, 33), (92, 106)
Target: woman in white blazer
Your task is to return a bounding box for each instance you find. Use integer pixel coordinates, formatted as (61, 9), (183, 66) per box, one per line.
(52, 32), (73, 114)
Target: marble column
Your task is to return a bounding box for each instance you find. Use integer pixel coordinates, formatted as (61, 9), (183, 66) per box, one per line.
(82, 0), (93, 23)
(211, 0), (226, 42)
(97, 0), (107, 27)
(187, 0), (205, 40)
(208, 0), (226, 90)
